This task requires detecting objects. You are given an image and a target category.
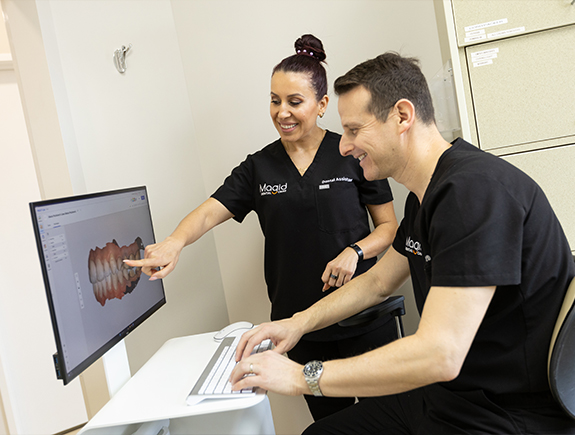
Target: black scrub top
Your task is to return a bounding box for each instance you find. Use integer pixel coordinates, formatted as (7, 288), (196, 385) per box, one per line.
(393, 138), (574, 395)
(212, 131), (394, 341)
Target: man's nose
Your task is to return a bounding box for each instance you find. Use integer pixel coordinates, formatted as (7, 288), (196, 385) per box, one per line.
(339, 134), (354, 157)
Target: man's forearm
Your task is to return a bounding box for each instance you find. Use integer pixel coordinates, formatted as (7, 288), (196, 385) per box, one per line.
(293, 270), (388, 334)
(314, 285), (497, 398)
(297, 247), (411, 334)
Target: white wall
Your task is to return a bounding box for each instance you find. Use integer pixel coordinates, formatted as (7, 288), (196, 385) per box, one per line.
(0, 3), (89, 433)
(0, 0), (444, 434)
(0, 0), (229, 432)
(0, 5), (8, 52)
(0, 11), (12, 433)
(32, 0), (231, 374)
(171, 0), (442, 330)
(171, 1), (443, 431)
(0, 56), (88, 435)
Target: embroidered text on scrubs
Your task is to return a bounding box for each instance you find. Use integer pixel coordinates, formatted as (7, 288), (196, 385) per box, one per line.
(260, 183), (288, 196)
(321, 177), (353, 184)
(405, 236), (423, 256)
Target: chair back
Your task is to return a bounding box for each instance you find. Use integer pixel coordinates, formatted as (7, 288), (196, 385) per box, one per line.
(548, 276), (575, 419)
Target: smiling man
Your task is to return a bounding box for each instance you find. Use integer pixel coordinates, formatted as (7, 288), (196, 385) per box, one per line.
(231, 52), (575, 434)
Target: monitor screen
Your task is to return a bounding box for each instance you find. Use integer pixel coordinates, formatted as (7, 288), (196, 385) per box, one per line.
(30, 186), (166, 385)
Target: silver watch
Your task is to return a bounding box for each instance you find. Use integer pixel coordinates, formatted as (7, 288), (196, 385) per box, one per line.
(303, 360), (324, 396)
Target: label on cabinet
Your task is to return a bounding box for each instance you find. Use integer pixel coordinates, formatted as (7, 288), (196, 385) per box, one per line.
(488, 27), (525, 39)
(465, 29), (486, 43)
(471, 48), (498, 67)
(465, 18), (508, 32)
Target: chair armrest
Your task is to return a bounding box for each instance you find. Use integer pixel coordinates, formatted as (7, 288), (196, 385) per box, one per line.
(338, 295), (405, 328)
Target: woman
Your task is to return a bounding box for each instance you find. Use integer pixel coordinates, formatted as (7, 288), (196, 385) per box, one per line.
(127, 34), (398, 420)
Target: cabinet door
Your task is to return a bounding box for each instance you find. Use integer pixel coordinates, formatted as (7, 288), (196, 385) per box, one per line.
(465, 24), (575, 153)
(504, 145), (575, 252)
(452, 0), (575, 47)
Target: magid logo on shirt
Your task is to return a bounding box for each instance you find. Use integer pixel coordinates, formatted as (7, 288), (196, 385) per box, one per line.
(405, 236), (423, 256)
(259, 183), (288, 196)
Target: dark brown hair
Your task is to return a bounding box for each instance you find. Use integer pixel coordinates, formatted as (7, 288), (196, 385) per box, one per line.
(334, 52), (435, 124)
(273, 34), (328, 101)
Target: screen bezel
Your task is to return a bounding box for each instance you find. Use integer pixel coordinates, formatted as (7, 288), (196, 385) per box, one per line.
(29, 186), (166, 385)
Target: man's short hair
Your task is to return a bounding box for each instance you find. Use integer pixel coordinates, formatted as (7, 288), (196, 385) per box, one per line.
(334, 52), (436, 125)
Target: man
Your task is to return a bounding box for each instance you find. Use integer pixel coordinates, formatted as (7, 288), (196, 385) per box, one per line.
(230, 52), (575, 434)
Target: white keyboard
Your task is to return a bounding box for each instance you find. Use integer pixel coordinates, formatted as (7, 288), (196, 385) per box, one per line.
(186, 335), (272, 405)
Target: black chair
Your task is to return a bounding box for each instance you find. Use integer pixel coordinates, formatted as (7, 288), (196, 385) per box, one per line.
(338, 295), (406, 338)
(548, 276), (575, 419)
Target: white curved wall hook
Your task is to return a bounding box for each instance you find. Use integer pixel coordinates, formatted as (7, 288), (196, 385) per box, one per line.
(114, 44), (132, 74)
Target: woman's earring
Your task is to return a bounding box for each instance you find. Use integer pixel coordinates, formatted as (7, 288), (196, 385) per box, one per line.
(319, 112), (324, 118)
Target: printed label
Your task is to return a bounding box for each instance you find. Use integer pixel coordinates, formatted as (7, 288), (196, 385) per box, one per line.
(488, 27), (525, 39)
(471, 48), (499, 62)
(473, 59), (493, 68)
(465, 34), (487, 43)
(465, 29), (485, 37)
(471, 48), (499, 59)
(465, 18), (508, 32)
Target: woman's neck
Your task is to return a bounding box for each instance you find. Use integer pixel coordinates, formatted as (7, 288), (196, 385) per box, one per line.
(283, 127), (326, 175)
(282, 126), (326, 153)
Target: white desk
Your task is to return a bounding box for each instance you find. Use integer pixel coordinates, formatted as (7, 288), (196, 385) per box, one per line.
(79, 332), (275, 435)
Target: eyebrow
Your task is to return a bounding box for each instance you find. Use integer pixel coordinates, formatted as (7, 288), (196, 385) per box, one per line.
(342, 122), (362, 129)
(270, 92), (305, 99)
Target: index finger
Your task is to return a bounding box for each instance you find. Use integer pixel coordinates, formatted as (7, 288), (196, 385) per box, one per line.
(124, 257), (170, 271)
(235, 328), (259, 362)
(123, 258), (146, 268)
(123, 258), (169, 280)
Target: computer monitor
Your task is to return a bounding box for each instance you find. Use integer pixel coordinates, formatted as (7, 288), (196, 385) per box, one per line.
(30, 186), (166, 385)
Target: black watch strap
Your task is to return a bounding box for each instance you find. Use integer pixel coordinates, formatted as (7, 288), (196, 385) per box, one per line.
(349, 243), (364, 261)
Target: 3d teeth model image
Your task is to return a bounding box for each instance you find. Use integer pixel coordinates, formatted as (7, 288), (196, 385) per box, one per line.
(88, 237), (144, 306)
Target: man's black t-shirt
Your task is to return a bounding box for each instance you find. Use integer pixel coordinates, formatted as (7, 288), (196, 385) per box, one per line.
(393, 138), (574, 395)
(213, 131), (394, 341)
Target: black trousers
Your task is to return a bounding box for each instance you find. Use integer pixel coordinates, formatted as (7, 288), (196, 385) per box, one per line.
(288, 317), (397, 422)
(302, 384), (575, 435)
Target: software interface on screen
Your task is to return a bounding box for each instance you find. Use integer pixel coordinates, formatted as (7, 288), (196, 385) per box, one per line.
(31, 187), (165, 383)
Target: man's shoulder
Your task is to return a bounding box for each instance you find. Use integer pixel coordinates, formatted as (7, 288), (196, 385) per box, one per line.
(440, 138), (530, 183)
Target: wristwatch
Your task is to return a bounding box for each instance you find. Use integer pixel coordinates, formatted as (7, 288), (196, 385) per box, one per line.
(349, 243), (364, 262)
(303, 360), (324, 396)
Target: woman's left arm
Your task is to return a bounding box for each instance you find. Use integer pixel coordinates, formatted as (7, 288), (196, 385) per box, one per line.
(322, 202), (398, 290)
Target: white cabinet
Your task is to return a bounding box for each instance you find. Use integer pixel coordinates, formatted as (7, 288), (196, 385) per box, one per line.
(465, 25), (575, 154)
(452, 0), (575, 47)
(444, 0), (575, 253)
(503, 145), (575, 250)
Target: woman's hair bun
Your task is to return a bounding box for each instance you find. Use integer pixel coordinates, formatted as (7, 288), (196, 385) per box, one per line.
(273, 34), (328, 99)
(294, 34), (326, 62)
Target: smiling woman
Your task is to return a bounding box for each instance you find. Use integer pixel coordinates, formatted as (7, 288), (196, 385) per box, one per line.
(126, 33), (399, 422)
(269, 35), (329, 173)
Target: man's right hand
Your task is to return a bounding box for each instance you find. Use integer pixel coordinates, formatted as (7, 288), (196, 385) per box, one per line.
(235, 317), (306, 361)
(124, 235), (185, 281)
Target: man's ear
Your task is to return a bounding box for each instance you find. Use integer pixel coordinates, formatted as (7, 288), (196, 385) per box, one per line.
(394, 99), (415, 133)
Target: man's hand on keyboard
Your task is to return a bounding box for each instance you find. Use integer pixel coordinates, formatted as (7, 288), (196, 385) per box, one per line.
(229, 350), (308, 396)
(235, 318), (305, 362)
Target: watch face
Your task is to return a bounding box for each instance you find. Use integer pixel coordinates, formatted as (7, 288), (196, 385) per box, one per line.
(304, 360), (323, 377)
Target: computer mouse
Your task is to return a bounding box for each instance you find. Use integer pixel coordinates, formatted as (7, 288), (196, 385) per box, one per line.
(213, 321), (254, 341)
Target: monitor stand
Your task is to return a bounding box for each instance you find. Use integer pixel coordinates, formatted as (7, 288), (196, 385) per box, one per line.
(102, 339), (131, 397)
